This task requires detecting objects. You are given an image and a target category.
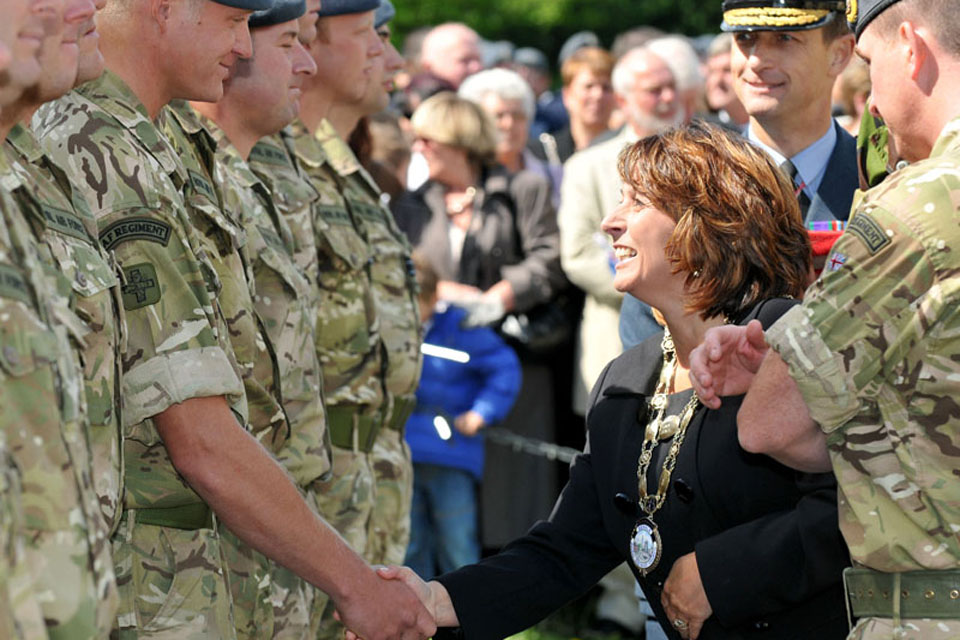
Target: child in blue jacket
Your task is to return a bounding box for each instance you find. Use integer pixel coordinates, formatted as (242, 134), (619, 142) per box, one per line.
(404, 254), (521, 578)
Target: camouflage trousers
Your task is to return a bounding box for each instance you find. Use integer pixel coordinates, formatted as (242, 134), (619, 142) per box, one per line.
(0, 458), (46, 640)
(220, 523), (314, 640)
(307, 446), (373, 640)
(365, 428), (413, 566)
(850, 617), (960, 639)
(112, 515), (235, 639)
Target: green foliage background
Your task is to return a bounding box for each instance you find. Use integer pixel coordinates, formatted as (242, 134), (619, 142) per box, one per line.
(393, 0), (724, 66)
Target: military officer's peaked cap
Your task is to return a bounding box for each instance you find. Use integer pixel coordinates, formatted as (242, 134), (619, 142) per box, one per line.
(846, 0), (902, 38)
(213, 0), (274, 12)
(249, 0), (307, 28)
(721, 0), (847, 32)
(316, 0), (380, 17)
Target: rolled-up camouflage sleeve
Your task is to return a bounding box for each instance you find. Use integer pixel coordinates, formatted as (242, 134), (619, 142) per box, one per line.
(767, 202), (935, 434)
(102, 207), (243, 427)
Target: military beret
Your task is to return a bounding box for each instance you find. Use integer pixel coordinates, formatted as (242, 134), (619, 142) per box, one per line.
(212, 0), (274, 11)
(721, 0), (846, 32)
(847, 0), (902, 38)
(316, 0), (380, 18)
(249, 0), (307, 28)
(374, 0), (394, 28)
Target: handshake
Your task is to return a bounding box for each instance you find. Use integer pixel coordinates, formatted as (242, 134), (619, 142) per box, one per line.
(336, 565), (458, 640)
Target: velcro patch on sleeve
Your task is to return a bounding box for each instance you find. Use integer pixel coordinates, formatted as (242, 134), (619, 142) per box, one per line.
(120, 263), (161, 310)
(100, 217), (172, 251)
(846, 212), (891, 254)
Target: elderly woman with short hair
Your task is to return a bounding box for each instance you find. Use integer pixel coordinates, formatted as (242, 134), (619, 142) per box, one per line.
(459, 68), (562, 206)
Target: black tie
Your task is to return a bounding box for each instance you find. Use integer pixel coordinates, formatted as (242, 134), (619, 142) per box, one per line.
(780, 158), (811, 217)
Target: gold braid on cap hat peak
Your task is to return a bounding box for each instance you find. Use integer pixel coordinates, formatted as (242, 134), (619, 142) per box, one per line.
(723, 7), (831, 27)
(846, 0), (858, 25)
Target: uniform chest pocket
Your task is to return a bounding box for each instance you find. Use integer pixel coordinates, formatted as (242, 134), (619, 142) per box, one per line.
(44, 230), (118, 300)
(0, 301), (59, 379)
(255, 238), (310, 302)
(313, 210), (370, 289)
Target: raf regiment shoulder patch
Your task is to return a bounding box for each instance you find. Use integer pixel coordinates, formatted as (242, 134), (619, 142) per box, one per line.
(846, 212), (891, 254)
(100, 217), (172, 251)
(120, 263), (161, 310)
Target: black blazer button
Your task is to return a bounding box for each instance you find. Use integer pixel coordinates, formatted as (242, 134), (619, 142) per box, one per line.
(753, 621), (770, 630)
(674, 478), (695, 503)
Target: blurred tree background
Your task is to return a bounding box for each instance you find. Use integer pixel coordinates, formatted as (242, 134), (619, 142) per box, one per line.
(393, 0), (724, 65)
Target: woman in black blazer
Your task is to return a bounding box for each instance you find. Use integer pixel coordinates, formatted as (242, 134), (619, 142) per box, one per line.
(375, 123), (851, 640)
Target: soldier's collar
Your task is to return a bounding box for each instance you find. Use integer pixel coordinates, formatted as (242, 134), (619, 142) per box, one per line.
(5, 124), (43, 165)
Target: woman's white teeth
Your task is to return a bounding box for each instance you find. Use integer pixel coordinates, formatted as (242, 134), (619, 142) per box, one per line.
(614, 247), (637, 260)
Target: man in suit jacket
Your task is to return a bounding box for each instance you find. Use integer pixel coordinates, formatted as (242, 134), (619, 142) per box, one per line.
(722, 0), (858, 224)
(558, 47), (679, 416)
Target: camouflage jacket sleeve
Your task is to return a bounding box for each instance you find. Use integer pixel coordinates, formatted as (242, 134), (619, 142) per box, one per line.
(35, 86), (244, 428)
(767, 168), (960, 434)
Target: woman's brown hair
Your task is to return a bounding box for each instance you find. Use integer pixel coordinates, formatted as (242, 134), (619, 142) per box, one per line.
(617, 121), (812, 321)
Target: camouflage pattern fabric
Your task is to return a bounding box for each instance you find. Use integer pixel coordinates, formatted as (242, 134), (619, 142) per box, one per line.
(248, 131), (321, 305)
(34, 72), (245, 639)
(317, 121), (419, 566)
(767, 116), (960, 639)
(307, 447), (374, 640)
(366, 429), (413, 565)
(0, 151), (111, 639)
(203, 113), (337, 639)
(284, 120), (379, 638)
(5, 123), (125, 541)
(160, 102), (280, 640)
(0, 436), (46, 640)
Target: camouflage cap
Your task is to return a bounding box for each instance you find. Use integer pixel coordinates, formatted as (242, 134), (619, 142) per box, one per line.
(213, 0), (274, 11)
(846, 0), (902, 38)
(249, 0), (307, 28)
(374, 0), (394, 28)
(721, 0), (847, 31)
(316, 0), (380, 17)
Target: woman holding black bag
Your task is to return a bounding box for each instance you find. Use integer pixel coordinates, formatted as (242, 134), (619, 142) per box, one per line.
(393, 92), (573, 549)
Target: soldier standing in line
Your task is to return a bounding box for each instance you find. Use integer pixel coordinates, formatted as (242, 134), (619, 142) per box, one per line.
(188, 1), (335, 636)
(325, 0), (421, 569)
(3, 0), (123, 636)
(691, 1), (960, 638)
(0, 0), (107, 636)
(34, 0), (434, 637)
(283, 0), (423, 635)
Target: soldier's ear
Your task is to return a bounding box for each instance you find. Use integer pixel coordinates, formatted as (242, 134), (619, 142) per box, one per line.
(901, 21), (931, 84)
(149, 0), (174, 31)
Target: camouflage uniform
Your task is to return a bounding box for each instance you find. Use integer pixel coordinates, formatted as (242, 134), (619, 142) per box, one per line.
(159, 102), (290, 640)
(283, 121), (379, 638)
(35, 72), (245, 639)
(0, 150), (106, 638)
(767, 116), (960, 640)
(0, 435), (44, 640)
(201, 113), (334, 639)
(315, 121), (421, 567)
(5, 123), (123, 636)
